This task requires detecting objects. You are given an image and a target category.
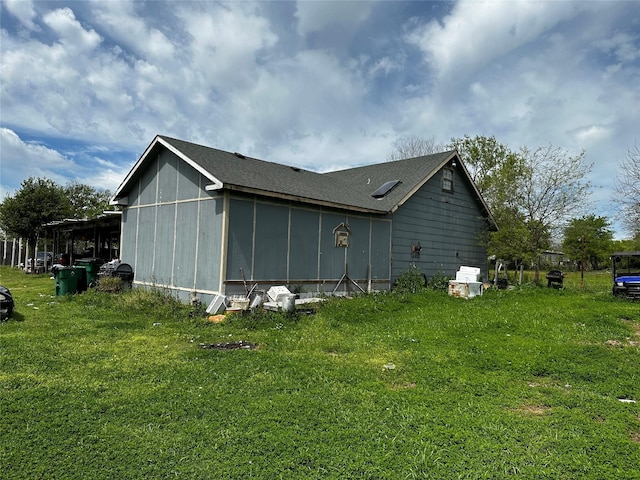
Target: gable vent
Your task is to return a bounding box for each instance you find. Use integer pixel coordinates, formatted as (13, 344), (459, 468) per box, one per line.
(371, 180), (401, 199)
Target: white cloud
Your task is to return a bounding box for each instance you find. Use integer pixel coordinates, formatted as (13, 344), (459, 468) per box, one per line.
(90, 1), (176, 62)
(3, 0), (38, 30)
(570, 125), (612, 146)
(405, 0), (592, 87)
(295, 1), (373, 36)
(595, 32), (640, 64)
(176, 2), (277, 89)
(43, 7), (102, 52)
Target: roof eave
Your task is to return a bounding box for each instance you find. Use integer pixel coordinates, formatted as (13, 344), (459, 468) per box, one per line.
(110, 135), (224, 205)
(225, 184), (385, 214)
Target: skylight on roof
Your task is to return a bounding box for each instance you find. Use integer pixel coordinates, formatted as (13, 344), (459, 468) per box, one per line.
(371, 180), (401, 198)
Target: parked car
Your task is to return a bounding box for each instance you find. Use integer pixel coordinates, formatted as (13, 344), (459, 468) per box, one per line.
(27, 251), (54, 271)
(612, 251), (640, 299)
(0, 285), (14, 320)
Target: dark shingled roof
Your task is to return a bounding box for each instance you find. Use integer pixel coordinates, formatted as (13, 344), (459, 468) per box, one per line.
(113, 135), (493, 222)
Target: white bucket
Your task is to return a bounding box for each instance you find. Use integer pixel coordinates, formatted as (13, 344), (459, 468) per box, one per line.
(281, 294), (296, 313)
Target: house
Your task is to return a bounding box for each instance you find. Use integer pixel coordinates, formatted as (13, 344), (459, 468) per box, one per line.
(111, 135), (496, 303)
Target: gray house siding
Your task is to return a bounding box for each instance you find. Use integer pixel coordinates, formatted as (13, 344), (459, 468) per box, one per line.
(391, 168), (489, 282)
(120, 150), (224, 302)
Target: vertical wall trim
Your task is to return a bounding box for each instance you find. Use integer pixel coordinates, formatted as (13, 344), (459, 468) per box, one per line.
(219, 192), (230, 294)
(192, 188), (202, 291)
(250, 199), (257, 281)
(368, 218), (373, 292)
(133, 177), (141, 274)
(152, 154), (160, 275)
(316, 211), (322, 291)
(286, 205), (292, 283)
(388, 216), (394, 282)
(171, 161), (179, 287)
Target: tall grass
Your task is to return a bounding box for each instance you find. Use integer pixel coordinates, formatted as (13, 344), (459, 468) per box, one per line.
(1, 266), (638, 479)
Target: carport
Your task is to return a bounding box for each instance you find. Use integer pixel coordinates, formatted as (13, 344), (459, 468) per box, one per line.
(44, 212), (122, 265)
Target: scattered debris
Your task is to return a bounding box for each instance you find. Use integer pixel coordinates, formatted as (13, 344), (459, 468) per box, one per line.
(618, 398), (636, 403)
(383, 362), (396, 370)
(199, 340), (258, 350)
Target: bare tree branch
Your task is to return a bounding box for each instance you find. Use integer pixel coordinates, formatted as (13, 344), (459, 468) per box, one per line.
(614, 142), (640, 237)
(387, 135), (445, 161)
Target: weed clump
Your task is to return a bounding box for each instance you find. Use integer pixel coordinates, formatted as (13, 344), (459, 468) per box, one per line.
(394, 267), (427, 294)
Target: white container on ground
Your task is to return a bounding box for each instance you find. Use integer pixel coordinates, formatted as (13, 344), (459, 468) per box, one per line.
(448, 281), (483, 299)
(267, 285), (291, 302)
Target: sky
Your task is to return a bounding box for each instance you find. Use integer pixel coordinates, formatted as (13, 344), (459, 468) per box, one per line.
(1, 0), (638, 239)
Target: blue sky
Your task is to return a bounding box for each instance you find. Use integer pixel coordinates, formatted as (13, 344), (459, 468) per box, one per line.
(1, 0), (638, 238)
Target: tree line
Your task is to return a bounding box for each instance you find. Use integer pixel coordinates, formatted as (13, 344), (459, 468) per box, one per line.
(389, 135), (640, 280)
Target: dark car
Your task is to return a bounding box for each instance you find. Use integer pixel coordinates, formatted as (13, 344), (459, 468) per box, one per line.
(27, 251), (54, 271)
(0, 285), (14, 320)
(612, 251), (640, 299)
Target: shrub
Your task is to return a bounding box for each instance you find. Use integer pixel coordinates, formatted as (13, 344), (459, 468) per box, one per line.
(428, 271), (451, 292)
(395, 267), (427, 294)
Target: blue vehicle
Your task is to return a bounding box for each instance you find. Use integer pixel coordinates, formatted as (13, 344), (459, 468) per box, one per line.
(612, 251), (640, 299)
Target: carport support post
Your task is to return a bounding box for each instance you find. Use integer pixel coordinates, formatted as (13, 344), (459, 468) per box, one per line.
(11, 239), (15, 267)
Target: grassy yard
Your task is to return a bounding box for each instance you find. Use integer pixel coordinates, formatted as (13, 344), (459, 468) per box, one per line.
(1, 266), (639, 479)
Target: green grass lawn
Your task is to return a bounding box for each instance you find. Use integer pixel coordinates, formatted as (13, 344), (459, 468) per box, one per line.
(1, 266), (639, 479)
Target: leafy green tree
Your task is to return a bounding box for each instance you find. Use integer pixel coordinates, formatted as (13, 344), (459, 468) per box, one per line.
(562, 215), (613, 270)
(64, 182), (112, 219)
(448, 134), (526, 212)
(0, 177), (71, 255)
(488, 207), (536, 269)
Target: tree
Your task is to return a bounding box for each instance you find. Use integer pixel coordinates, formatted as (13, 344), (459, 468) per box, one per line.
(64, 182), (112, 219)
(0, 177), (71, 255)
(448, 134), (526, 212)
(614, 142), (640, 238)
(452, 137), (592, 284)
(387, 135), (445, 161)
(488, 207), (540, 270)
(562, 215), (614, 270)
(518, 145), (592, 283)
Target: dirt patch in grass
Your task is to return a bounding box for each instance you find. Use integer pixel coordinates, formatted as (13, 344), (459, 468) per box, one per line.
(390, 382), (417, 391)
(512, 405), (551, 416)
(631, 432), (640, 444)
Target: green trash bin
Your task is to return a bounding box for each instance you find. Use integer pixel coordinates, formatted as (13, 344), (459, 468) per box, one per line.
(74, 266), (88, 293)
(75, 258), (104, 288)
(55, 267), (79, 296)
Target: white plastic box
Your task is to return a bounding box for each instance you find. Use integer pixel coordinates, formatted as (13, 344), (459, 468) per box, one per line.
(267, 285), (292, 302)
